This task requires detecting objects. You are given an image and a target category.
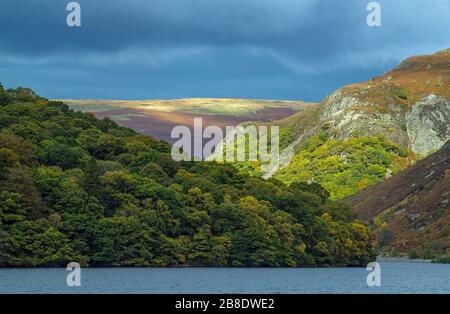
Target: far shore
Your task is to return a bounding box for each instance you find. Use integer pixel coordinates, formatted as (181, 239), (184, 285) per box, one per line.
(376, 256), (432, 263)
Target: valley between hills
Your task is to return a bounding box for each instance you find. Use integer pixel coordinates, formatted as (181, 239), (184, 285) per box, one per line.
(62, 48), (450, 261)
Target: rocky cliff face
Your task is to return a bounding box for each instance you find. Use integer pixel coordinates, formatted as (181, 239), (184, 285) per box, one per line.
(406, 94), (450, 155)
(275, 48), (450, 169)
(312, 92), (449, 157)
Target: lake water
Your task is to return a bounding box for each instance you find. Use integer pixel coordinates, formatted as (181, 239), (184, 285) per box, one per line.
(0, 262), (449, 294)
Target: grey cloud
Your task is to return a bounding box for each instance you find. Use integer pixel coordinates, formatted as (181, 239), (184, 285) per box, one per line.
(0, 0), (448, 100)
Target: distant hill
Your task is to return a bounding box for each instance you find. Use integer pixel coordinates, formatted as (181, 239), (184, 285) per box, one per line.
(347, 141), (449, 258)
(62, 98), (315, 116)
(63, 98), (316, 149)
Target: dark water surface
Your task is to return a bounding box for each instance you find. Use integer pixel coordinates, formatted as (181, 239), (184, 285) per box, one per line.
(0, 262), (449, 294)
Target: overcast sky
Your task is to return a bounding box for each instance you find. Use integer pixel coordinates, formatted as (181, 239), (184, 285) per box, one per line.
(0, 0), (449, 101)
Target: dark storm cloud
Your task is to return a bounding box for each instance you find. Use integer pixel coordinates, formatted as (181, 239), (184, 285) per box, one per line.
(0, 0), (449, 100)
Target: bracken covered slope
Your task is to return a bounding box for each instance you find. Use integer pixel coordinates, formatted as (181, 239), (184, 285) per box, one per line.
(347, 141), (449, 255)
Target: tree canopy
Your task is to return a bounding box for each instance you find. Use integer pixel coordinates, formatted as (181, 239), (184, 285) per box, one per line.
(0, 84), (375, 267)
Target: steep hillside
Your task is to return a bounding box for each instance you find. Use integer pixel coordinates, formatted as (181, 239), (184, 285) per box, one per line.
(262, 49), (450, 199)
(274, 135), (410, 200)
(347, 141), (449, 258)
(321, 48), (450, 156)
(273, 48), (450, 167)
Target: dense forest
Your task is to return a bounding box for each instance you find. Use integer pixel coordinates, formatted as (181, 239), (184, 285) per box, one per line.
(274, 133), (411, 200)
(229, 127), (410, 201)
(0, 83), (375, 267)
